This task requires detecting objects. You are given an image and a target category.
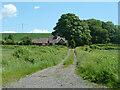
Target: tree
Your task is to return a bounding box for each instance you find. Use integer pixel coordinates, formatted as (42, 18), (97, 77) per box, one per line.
(52, 13), (91, 46)
(102, 21), (115, 42)
(112, 25), (120, 42)
(8, 34), (14, 40)
(21, 36), (32, 45)
(4, 34), (15, 45)
(86, 19), (110, 44)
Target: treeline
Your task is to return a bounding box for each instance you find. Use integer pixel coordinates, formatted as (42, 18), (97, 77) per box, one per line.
(1, 35), (33, 45)
(52, 13), (120, 47)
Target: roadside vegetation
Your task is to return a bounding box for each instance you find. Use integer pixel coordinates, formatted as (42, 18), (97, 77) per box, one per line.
(75, 44), (119, 88)
(63, 49), (74, 66)
(1, 13), (120, 88)
(2, 45), (68, 86)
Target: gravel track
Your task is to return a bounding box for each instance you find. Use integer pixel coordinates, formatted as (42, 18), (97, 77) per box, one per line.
(4, 49), (107, 88)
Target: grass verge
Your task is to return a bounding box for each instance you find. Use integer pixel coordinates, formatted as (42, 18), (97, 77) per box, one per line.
(2, 45), (68, 86)
(75, 46), (118, 88)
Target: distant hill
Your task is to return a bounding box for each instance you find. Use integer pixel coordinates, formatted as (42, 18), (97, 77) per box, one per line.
(2, 33), (53, 41)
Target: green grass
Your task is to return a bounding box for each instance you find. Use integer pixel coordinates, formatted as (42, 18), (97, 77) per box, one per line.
(2, 33), (52, 41)
(2, 45), (68, 86)
(63, 49), (74, 66)
(75, 46), (118, 88)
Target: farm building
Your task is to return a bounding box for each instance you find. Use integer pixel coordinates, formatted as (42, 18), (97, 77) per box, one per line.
(33, 35), (66, 46)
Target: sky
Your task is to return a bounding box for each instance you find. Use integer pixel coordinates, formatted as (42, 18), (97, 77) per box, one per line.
(1, 2), (118, 33)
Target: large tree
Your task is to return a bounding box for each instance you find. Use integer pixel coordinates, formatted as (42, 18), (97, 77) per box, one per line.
(102, 21), (115, 42)
(86, 19), (110, 44)
(112, 25), (120, 42)
(52, 13), (91, 46)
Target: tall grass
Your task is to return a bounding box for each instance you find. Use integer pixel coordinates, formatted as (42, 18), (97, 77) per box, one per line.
(63, 49), (74, 66)
(2, 45), (68, 86)
(75, 46), (118, 88)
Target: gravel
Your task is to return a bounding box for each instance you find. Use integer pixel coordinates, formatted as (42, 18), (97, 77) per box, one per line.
(4, 49), (107, 88)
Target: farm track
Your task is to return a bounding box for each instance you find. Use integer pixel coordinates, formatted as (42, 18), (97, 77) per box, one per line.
(4, 49), (107, 88)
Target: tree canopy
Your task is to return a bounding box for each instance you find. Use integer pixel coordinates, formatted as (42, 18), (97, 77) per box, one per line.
(52, 13), (91, 46)
(86, 19), (110, 44)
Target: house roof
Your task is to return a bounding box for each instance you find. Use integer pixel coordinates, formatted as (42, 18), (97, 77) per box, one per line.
(48, 36), (64, 43)
(33, 38), (48, 43)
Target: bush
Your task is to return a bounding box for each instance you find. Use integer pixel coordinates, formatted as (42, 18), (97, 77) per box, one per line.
(90, 45), (99, 49)
(21, 36), (33, 45)
(13, 47), (35, 63)
(0, 40), (4, 45)
(5, 39), (15, 45)
(85, 46), (89, 51)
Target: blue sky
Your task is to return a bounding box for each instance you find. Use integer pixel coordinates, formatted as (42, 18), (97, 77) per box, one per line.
(1, 2), (118, 33)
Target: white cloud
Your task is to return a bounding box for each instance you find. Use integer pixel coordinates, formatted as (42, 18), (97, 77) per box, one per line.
(1, 4), (17, 18)
(28, 29), (50, 33)
(0, 31), (16, 33)
(34, 6), (40, 9)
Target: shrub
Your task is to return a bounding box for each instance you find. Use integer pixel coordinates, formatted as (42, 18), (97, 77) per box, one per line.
(90, 44), (99, 49)
(85, 46), (89, 51)
(5, 39), (15, 45)
(21, 36), (33, 45)
(13, 47), (34, 63)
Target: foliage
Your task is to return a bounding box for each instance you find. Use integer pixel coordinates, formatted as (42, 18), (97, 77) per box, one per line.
(4, 34), (15, 45)
(112, 25), (120, 42)
(4, 34), (14, 41)
(8, 34), (14, 40)
(90, 44), (99, 49)
(102, 21), (115, 42)
(21, 36), (33, 45)
(52, 13), (91, 46)
(6, 39), (16, 45)
(86, 19), (110, 44)
(75, 47), (118, 88)
(63, 49), (74, 66)
(0, 39), (4, 45)
(13, 47), (34, 63)
(2, 33), (52, 42)
(92, 44), (120, 50)
(69, 39), (76, 48)
(2, 45), (68, 85)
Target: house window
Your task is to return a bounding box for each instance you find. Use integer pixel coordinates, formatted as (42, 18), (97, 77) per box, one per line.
(52, 43), (55, 45)
(42, 43), (46, 46)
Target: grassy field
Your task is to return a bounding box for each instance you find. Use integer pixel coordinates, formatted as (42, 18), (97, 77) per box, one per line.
(63, 49), (74, 66)
(75, 46), (118, 88)
(2, 45), (68, 86)
(2, 33), (52, 41)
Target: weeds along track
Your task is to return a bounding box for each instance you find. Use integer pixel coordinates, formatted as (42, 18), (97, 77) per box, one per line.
(4, 49), (107, 88)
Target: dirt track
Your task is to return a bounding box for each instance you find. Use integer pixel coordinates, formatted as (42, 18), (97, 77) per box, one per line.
(4, 49), (107, 88)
